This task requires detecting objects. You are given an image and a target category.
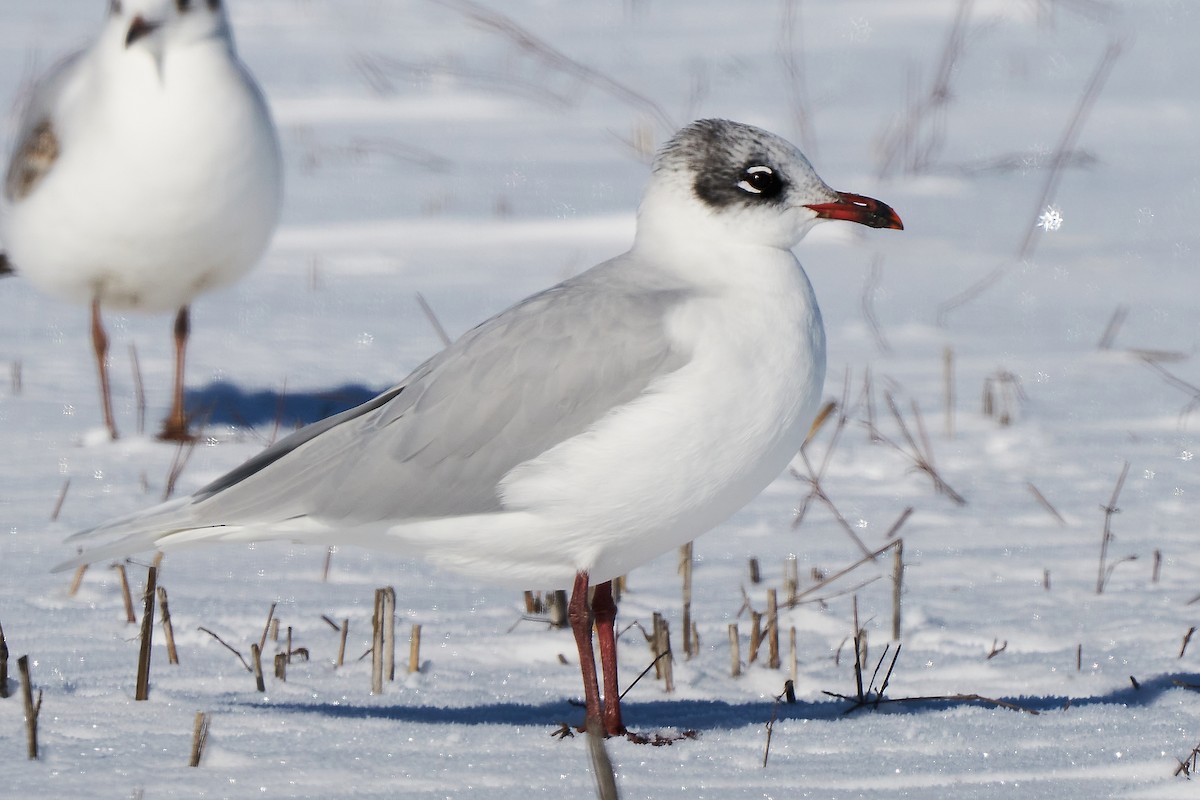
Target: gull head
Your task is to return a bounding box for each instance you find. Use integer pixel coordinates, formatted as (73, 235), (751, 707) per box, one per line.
(639, 119), (902, 252)
(107, 0), (232, 54)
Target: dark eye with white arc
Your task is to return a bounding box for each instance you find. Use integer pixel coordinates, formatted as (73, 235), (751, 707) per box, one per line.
(736, 165), (782, 198)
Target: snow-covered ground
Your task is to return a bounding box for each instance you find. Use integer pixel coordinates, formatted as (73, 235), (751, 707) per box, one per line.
(2, 1), (1199, 797)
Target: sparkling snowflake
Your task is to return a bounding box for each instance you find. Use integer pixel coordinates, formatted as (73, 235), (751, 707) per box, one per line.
(1037, 205), (1063, 232)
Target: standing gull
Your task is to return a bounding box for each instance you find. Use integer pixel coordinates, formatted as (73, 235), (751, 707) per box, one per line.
(1, 0), (283, 441)
(59, 119), (902, 736)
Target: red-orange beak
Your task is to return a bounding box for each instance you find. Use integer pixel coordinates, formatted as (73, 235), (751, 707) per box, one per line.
(805, 192), (904, 230)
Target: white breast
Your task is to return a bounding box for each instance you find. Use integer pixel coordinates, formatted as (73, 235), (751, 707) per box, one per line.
(498, 245), (826, 584)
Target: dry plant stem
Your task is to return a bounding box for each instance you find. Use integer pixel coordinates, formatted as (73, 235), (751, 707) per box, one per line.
(729, 624), (741, 677)
(876, 0), (972, 176)
(549, 589), (568, 628)
(938, 38), (1124, 321)
(157, 587), (179, 665)
(1028, 482), (1066, 525)
(162, 438), (198, 501)
(748, 611), (763, 664)
(777, 0), (815, 155)
(337, 619), (349, 668)
(861, 255), (892, 354)
(1153, 549), (1162, 583)
(196, 626), (252, 672)
(884, 507), (915, 540)
(943, 346), (955, 437)
(415, 292), (452, 347)
(384, 588), (396, 680)
(1098, 304), (1128, 349)
(791, 539), (903, 607)
(762, 682), (794, 768)
(790, 627), (798, 685)
(880, 393), (966, 505)
(784, 555), (798, 605)
(10, 359), (21, 395)
(585, 719), (621, 800)
(1180, 627), (1196, 659)
(67, 564), (88, 596)
(891, 540), (904, 640)
(0, 619), (8, 699)
(322, 548), (333, 582)
(19, 654), (41, 759)
(258, 603), (277, 652)
(128, 342), (145, 436)
(1096, 461), (1130, 594)
(656, 615), (674, 694)
(371, 590), (385, 695)
(274, 652), (286, 681)
(114, 563), (136, 623)
(679, 543), (694, 658)
(408, 624), (422, 674)
(189, 712), (210, 767)
(749, 557), (761, 584)
(50, 478), (70, 521)
(435, 0), (674, 133)
(250, 643), (265, 691)
(135, 566), (158, 701)
(767, 590), (781, 670)
(286, 626), (293, 665)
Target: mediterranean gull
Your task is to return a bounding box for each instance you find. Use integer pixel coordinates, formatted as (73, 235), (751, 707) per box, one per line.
(1, 0), (283, 441)
(59, 118), (902, 736)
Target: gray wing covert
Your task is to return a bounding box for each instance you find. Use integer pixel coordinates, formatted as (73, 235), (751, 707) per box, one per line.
(190, 264), (691, 528)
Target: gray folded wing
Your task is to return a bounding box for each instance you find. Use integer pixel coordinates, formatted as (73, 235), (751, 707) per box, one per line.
(164, 258), (691, 531)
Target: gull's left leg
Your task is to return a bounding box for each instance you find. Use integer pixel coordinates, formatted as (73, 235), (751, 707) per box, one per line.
(158, 305), (192, 441)
(592, 579), (626, 736)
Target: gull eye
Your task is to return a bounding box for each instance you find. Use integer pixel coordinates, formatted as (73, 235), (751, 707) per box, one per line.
(176, 0), (191, 11)
(736, 165), (782, 199)
(207, 0), (221, 9)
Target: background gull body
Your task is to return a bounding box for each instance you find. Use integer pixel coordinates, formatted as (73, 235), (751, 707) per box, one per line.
(0, 0), (282, 441)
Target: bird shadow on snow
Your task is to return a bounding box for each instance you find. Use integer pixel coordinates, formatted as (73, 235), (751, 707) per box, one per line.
(184, 381), (386, 429)
(260, 671), (1200, 732)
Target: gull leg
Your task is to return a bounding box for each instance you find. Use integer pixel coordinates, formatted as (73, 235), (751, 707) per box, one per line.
(90, 297), (118, 440)
(592, 580), (626, 736)
(158, 305), (192, 441)
(568, 571), (605, 733)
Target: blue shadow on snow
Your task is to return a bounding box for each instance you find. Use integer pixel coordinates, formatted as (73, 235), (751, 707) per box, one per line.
(259, 671), (1200, 731)
(183, 381), (387, 429)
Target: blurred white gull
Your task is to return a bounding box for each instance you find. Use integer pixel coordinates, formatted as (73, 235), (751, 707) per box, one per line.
(0, 0), (282, 440)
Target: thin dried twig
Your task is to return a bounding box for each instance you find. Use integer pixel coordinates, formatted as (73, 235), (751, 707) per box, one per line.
(1096, 461), (1130, 594)
(197, 626), (253, 672)
(938, 37), (1124, 321)
(861, 255), (892, 354)
(415, 292), (452, 348)
(434, 0), (674, 133)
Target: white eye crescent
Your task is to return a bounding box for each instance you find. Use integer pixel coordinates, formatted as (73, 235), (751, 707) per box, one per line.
(737, 165), (775, 195)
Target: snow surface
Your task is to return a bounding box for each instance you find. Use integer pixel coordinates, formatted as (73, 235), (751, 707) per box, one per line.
(2, 1), (1200, 797)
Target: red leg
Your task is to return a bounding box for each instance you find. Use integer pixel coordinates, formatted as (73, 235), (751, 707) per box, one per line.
(90, 297), (118, 440)
(158, 306), (192, 441)
(592, 580), (626, 735)
(568, 571), (605, 733)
